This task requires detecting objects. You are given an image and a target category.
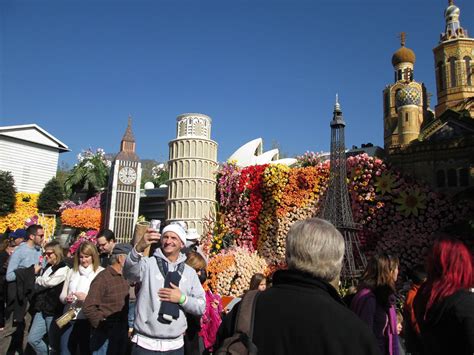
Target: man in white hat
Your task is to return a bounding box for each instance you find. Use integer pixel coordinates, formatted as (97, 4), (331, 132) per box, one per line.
(123, 224), (205, 355)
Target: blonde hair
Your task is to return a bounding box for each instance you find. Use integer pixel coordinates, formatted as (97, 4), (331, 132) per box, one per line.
(44, 240), (64, 265)
(286, 218), (345, 282)
(73, 241), (100, 272)
(185, 251), (206, 271)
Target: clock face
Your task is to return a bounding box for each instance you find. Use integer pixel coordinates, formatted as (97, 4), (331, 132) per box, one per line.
(118, 167), (137, 185)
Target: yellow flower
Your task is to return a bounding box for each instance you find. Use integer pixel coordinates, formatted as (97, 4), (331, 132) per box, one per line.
(394, 188), (427, 217)
(374, 173), (396, 195)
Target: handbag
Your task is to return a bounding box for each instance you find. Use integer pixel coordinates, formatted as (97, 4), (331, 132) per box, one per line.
(55, 307), (77, 329)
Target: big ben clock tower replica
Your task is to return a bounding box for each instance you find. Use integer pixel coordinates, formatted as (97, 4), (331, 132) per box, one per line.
(104, 117), (142, 243)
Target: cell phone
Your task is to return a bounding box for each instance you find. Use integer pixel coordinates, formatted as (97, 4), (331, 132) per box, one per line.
(150, 219), (161, 231)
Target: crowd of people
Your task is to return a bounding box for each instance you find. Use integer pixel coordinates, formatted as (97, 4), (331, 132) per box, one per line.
(0, 218), (473, 355)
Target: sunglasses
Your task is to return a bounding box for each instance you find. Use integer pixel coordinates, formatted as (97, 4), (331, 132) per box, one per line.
(43, 251), (55, 257)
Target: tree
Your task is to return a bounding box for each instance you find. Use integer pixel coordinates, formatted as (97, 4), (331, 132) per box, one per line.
(38, 177), (65, 214)
(0, 170), (16, 216)
(65, 148), (110, 199)
(56, 160), (71, 188)
(140, 159), (159, 188)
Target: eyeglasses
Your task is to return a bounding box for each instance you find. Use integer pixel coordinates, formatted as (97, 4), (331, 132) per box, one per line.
(43, 251), (54, 257)
(37, 234), (45, 238)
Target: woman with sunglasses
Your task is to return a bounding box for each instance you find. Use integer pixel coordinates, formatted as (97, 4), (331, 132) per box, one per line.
(59, 241), (103, 355)
(28, 240), (69, 354)
(351, 254), (400, 355)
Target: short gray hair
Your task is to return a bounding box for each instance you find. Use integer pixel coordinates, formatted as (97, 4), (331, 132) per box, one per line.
(285, 218), (345, 282)
(110, 254), (124, 265)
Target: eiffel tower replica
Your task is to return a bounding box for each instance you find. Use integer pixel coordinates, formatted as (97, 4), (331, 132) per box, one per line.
(320, 96), (367, 280)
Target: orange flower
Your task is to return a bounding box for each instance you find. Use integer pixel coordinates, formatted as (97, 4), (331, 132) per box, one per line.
(61, 208), (102, 230)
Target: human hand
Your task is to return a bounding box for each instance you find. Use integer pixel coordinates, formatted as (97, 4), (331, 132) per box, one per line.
(74, 292), (87, 301)
(158, 282), (182, 303)
(66, 293), (77, 304)
(135, 228), (160, 253)
(211, 300), (219, 309)
(34, 264), (42, 274)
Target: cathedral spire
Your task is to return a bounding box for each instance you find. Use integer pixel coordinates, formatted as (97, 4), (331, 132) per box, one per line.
(122, 115), (135, 143)
(117, 116), (139, 161)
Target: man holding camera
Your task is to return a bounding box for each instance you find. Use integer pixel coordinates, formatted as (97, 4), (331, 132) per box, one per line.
(123, 224), (205, 355)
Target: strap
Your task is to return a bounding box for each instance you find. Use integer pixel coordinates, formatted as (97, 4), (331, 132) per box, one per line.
(155, 256), (167, 278)
(234, 290), (259, 341)
(155, 256), (185, 278)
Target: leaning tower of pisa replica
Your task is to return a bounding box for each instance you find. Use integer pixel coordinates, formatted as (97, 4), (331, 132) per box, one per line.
(167, 113), (218, 235)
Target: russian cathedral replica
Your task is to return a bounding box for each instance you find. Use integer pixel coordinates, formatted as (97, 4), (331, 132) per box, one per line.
(166, 113), (218, 235)
(384, 0), (473, 196)
(104, 118), (142, 242)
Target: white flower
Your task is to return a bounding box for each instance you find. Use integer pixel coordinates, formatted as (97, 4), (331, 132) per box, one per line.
(84, 161), (94, 169)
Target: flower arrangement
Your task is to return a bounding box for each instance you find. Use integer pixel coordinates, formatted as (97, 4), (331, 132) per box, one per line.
(69, 230), (98, 255)
(205, 248), (267, 297)
(295, 151), (326, 167)
(60, 193), (103, 231)
(203, 153), (470, 296)
(0, 193), (55, 239)
(61, 208), (102, 230)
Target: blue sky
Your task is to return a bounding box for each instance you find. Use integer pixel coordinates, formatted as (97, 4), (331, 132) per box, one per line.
(1, 0), (473, 166)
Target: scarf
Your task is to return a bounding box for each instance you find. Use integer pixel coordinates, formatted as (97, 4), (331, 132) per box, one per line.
(68, 265), (96, 295)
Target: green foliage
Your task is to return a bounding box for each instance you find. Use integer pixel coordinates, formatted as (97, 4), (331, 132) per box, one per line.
(56, 161), (71, 188)
(141, 160), (169, 188)
(65, 149), (110, 199)
(140, 159), (159, 188)
(0, 171), (16, 217)
(38, 177), (65, 214)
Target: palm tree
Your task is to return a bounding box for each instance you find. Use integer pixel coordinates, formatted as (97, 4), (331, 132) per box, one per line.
(65, 149), (111, 199)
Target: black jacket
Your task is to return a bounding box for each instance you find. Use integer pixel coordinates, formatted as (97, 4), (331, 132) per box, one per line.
(6, 265), (36, 322)
(32, 261), (67, 317)
(215, 269), (381, 355)
(415, 289), (474, 355)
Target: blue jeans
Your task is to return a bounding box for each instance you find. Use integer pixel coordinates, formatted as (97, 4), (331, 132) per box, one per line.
(60, 319), (91, 355)
(90, 321), (128, 355)
(131, 343), (184, 354)
(27, 312), (53, 355)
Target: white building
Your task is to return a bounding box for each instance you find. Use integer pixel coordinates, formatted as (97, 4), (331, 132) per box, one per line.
(0, 124), (69, 193)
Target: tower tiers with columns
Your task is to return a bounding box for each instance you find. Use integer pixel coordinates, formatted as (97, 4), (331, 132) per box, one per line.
(166, 113), (218, 235)
(434, 0), (474, 117)
(104, 118), (142, 243)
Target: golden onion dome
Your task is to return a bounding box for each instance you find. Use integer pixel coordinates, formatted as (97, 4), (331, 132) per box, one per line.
(392, 32), (416, 67)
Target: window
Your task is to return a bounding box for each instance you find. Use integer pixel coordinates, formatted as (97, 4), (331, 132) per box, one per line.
(465, 57), (472, 86)
(449, 57), (457, 87)
(447, 169), (457, 187)
(384, 91), (390, 116)
(436, 170), (446, 188)
(405, 113), (409, 122)
(459, 168), (469, 187)
(437, 62), (445, 91)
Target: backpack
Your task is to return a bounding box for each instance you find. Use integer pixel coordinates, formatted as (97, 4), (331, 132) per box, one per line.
(215, 290), (259, 355)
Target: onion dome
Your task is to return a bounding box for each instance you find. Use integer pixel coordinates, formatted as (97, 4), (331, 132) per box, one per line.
(445, 0), (460, 20)
(396, 86), (421, 108)
(392, 33), (416, 67)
